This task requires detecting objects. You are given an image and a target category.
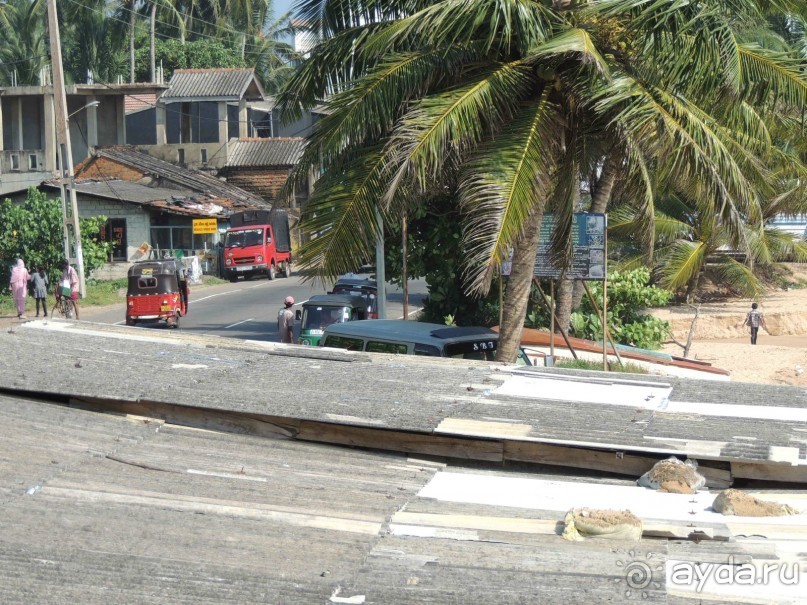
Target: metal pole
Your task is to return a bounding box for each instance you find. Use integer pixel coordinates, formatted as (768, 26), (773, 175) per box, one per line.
(48, 0), (86, 297)
(375, 206), (386, 319)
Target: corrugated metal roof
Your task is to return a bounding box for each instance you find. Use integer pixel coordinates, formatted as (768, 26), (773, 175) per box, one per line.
(161, 68), (264, 102)
(87, 146), (269, 209)
(226, 138), (305, 168)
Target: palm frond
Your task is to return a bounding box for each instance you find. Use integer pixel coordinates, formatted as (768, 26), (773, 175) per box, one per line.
(458, 90), (563, 292)
(657, 239), (707, 291)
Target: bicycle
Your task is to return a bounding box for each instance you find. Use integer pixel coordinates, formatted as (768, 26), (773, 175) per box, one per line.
(51, 292), (76, 320)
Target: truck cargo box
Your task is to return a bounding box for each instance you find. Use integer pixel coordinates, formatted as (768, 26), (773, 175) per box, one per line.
(229, 210), (291, 253)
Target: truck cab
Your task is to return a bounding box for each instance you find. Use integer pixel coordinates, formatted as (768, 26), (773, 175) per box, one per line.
(223, 210), (292, 282)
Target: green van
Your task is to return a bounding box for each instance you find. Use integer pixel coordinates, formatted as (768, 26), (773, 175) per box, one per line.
(320, 319), (532, 364)
(295, 294), (369, 346)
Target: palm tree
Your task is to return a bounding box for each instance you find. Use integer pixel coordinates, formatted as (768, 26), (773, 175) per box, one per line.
(0, 0), (47, 86)
(278, 0), (807, 361)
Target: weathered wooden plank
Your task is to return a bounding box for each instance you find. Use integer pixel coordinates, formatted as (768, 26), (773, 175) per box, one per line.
(504, 440), (732, 488)
(731, 461), (807, 483)
(296, 420), (504, 462)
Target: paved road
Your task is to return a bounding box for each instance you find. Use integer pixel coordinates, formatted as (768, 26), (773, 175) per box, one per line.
(82, 275), (428, 343)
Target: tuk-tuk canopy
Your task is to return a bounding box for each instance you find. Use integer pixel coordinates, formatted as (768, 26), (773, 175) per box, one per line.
(127, 260), (182, 277)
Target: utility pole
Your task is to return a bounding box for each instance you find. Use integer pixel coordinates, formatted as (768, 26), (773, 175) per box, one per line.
(47, 0), (86, 297)
(374, 206), (386, 319)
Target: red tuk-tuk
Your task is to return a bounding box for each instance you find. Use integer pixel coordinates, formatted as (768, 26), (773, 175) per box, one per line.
(125, 260), (189, 328)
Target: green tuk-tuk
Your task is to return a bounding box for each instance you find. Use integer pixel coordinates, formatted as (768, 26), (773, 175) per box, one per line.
(295, 294), (368, 346)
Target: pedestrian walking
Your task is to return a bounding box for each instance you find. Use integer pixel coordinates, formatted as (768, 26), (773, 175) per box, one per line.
(278, 296), (295, 343)
(30, 266), (49, 317)
(9, 259), (30, 318)
(742, 302), (768, 345)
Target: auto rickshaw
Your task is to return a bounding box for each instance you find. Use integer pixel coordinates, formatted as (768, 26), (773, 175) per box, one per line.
(125, 259), (189, 328)
(295, 294), (368, 345)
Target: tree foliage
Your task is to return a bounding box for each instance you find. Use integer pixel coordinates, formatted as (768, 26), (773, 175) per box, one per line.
(0, 189), (111, 292)
(569, 269), (671, 350)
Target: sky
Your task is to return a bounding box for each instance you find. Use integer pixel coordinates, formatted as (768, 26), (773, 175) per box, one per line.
(275, 0), (295, 18)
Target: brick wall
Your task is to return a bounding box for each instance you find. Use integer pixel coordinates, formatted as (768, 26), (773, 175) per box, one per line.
(77, 157), (146, 181)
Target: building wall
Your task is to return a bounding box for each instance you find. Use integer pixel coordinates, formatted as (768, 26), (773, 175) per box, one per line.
(75, 197), (151, 277)
(126, 109), (158, 145)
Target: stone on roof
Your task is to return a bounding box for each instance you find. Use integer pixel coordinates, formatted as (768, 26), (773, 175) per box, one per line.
(161, 68), (265, 102)
(226, 138), (305, 168)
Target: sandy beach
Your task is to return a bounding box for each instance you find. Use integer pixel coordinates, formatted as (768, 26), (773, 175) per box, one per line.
(655, 272), (807, 385)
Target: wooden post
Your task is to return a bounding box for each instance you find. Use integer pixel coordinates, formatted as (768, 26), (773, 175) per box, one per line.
(582, 281), (623, 367)
(533, 278), (578, 360)
(549, 280), (555, 360)
(402, 214), (408, 320)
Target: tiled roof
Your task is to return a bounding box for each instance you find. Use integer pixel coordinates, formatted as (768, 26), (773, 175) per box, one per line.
(226, 138), (305, 168)
(43, 179), (245, 218)
(125, 93), (156, 114)
(84, 146), (269, 208)
(160, 68), (265, 102)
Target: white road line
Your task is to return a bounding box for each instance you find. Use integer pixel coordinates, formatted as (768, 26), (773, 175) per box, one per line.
(190, 282), (267, 304)
(224, 318), (253, 329)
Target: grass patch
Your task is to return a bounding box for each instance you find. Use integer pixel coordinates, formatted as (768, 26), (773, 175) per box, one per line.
(554, 358), (649, 374)
(201, 275), (227, 286)
(1, 273), (229, 315)
(1, 278), (127, 315)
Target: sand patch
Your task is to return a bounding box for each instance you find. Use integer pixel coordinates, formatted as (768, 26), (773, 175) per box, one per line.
(712, 489), (800, 517)
(562, 508), (642, 541)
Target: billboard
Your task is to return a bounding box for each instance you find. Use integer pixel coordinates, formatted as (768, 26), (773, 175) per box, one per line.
(533, 213), (606, 281)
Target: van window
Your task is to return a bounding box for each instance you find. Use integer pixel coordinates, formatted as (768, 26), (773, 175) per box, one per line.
(366, 341), (408, 354)
(413, 343), (441, 357)
(444, 339), (497, 361)
(323, 335), (364, 351)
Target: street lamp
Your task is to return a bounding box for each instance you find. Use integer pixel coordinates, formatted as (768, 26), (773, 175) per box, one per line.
(67, 100), (100, 120)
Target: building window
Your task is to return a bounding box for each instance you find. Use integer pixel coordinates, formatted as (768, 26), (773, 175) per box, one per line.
(200, 148), (208, 163)
(28, 154), (38, 170)
(178, 148), (185, 165)
(10, 154), (20, 171)
(100, 218), (128, 261)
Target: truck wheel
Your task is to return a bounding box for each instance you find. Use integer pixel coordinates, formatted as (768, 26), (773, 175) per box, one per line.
(284, 261), (292, 278)
(125, 317), (136, 326)
(268, 263), (276, 280)
(228, 274), (238, 283)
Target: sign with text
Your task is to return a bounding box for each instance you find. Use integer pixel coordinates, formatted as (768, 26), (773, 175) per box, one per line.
(193, 218), (218, 234)
(533, 213), (606, 281)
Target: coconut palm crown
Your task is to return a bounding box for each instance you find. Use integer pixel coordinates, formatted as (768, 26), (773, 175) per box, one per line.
(278, 0), (807, 361)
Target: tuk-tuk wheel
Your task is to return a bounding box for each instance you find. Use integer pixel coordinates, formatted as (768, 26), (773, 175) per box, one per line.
(284, 261), (292, 278)
(169, 312), (180, 329)
(268, 263), (276, 280)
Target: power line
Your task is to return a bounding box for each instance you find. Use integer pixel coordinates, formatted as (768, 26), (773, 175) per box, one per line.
(63, 0), (297, 56)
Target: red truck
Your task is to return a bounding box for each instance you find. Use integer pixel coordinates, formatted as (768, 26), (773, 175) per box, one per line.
(223, 210), (292, 281)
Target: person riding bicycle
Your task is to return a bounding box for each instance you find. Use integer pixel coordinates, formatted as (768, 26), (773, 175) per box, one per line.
(56, 259), (80, 320)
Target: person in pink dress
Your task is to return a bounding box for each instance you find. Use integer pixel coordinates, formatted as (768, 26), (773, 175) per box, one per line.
(9, 259), (30, 318)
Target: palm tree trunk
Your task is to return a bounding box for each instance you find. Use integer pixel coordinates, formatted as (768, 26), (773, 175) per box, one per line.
(495, 208), (544, 363)
(570, 154), (619, 309)
(554, 277), (574, 334)
(150, 2), (157, 83)
(129, 0), (137, 83)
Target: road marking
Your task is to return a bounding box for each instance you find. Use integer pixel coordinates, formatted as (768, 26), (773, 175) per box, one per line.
(224, 318), (253, 329)
(191, 282), (267, 304)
